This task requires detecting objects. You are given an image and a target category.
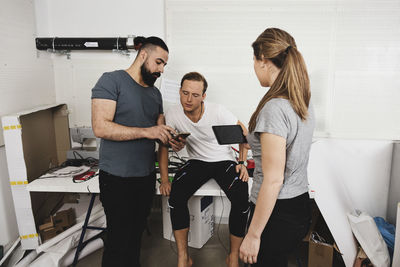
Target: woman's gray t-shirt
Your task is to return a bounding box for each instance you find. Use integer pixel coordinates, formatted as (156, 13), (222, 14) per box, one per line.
(247, 98), (315, 203)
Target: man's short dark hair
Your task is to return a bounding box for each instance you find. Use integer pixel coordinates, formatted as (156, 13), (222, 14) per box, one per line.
(180, 72), (208, 94)
(134, 36), (169, 52)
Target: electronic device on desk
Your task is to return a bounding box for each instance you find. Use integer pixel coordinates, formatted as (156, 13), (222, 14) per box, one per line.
(73, 169), (99, 183)
(67, 127), (100, 160)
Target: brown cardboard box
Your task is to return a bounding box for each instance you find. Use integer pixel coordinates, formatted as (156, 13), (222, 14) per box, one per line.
(39, 208), (76, 242)
(353, 247), (372, 267)
(308, 232), (334, 267)
(53, 208), (75, 229)
(308, 232), (342, 267)
(38, 216), (54, 231)
(307, 201), (343, 267)
(2, 104), (71, 249)
(40, 225), (64, 242)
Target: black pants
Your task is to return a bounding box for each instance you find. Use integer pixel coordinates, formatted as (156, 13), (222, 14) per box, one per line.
(169, 160), (249, 237)
(249, 192), (311, 267)
(99, 170), (156, 267)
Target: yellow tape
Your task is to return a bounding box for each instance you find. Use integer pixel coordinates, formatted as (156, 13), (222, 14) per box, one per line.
(10, 181), (28, 186)
(3, 125), (21, 131)
(20, 233), (39, 240)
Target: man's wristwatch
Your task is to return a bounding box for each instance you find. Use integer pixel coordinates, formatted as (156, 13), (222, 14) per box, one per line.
(238, 160), (245, 165)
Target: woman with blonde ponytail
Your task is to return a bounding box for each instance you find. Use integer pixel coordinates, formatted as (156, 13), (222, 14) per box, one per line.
(239, 28), (315, 266)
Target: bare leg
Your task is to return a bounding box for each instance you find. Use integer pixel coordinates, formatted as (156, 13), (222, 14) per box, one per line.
(226, 234), (243, 267)
(174, 228), (193, 267)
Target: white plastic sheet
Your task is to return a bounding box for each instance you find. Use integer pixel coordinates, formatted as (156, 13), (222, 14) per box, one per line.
(347, 211), (390, 267)
(60, 238), (103, 266)
(29, 215), (105, 267)
(307, 138), (393, 267)
(36, 204), (104, 254)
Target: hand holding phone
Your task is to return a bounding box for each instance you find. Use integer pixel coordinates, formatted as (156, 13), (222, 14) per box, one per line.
(169, 132), (190, 152)
(173, 132), (190, 141)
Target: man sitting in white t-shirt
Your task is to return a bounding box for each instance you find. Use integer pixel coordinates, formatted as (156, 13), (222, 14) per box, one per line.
(159, 72), (250, 267)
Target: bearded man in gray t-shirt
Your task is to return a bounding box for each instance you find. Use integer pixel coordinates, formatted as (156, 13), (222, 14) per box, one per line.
(91, 36), (175, 267)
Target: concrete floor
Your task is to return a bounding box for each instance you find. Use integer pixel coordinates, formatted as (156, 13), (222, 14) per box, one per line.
(75, 202), (307, 267)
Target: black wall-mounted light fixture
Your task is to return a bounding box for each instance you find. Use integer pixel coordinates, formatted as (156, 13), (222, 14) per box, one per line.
(35, 36), (139, 58)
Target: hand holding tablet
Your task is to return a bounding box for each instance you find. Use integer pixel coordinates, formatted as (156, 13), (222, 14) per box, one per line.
(212, 125), (247, 145)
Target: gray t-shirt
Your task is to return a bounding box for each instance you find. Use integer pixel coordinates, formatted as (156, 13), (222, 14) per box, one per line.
(247, 98), (315, 203)
(91, 70), (163, 177)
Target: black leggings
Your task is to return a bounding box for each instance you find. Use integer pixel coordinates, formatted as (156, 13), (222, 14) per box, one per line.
(168, 160), (249, 237)
(249, 192), (311, 267)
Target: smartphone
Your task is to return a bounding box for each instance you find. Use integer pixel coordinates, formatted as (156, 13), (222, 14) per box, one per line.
(173, 132), (190, 141)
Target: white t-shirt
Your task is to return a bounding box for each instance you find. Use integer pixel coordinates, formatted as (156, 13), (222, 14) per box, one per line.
(165, 102), (237, 162)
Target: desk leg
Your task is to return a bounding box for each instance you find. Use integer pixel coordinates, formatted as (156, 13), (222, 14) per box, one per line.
(72, 193), (97, 267)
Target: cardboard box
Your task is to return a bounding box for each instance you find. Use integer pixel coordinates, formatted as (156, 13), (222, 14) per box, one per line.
(162, 195), (214, 249)
(305, 200), (344, 267)
(2, 104), (71, 249)
(39, 208), (76, 242)
(353, 247), (373, 267)
(53, 208), (75, 229)
(308, 232), (341, 267)
(40, 225), (64, 242)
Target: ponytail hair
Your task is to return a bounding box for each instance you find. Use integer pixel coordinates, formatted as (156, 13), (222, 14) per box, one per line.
(248, 28), (310, 132)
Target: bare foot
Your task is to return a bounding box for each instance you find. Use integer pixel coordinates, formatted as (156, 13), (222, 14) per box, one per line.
(226, 254), (240, 267)
(178, 255), (193, 267)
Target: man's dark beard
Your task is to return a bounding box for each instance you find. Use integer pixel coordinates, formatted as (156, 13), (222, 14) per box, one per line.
(141, 64), (160, 87)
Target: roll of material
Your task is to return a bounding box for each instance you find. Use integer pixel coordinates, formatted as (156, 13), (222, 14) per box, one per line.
(60, 238), (104, 266)
(29, 216), (106, 267)
(0, 239), (21, 267)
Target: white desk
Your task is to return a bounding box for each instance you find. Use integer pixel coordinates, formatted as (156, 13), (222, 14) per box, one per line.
(27, 176), (100, 193)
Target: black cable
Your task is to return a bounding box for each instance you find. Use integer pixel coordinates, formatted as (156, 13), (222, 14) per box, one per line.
(171, 150), (187, 163)
(73, 150), (84, 160)
(217, 188), (229, 254)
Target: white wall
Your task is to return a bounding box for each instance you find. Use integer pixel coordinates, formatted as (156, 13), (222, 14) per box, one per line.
(165, 0), (400, 140)
(34, 0), (165, 128)
(0, 0), (55, 248)
(33, 0), (400, 140)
